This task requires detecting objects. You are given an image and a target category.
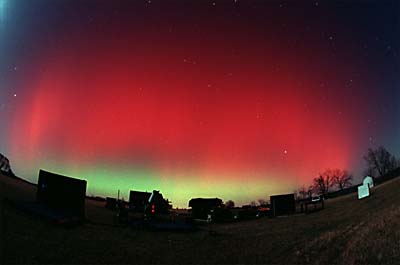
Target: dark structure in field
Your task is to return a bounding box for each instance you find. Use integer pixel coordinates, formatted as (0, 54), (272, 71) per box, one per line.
(270, 194), (295, 217)
(129, 190), (171, 219)
(188, 198), (223, 220)
(105, 197), (117, 210)
(37, 170), (87, 219)
(129, 190), (151, 212)
(299, 196), (324, 213)
(147, 190), (170, 214)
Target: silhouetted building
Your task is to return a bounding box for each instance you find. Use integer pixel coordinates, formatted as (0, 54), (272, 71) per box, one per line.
(37, 170), (87, 219)
(146, 190), (171, 218)
(105, 197), (117, 210)
(129, 190), (171, 219)
(188, 198), (223, 220)
(129, 190), (152, 212)
(270, 194), (295, 217)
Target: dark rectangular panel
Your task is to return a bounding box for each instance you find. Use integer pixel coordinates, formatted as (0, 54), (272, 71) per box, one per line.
(270, 194), (295, 217)
(37, 170), (87, 218)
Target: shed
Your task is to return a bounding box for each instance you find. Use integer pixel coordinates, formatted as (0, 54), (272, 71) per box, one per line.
(270, 193), (295, 217)
(129, 190), (151, 212)
(37, 170), (87, 219)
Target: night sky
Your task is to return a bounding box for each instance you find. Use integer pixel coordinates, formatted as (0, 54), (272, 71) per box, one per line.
(0, 0), (399, 207)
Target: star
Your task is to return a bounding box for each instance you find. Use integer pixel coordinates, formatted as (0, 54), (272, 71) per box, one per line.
(283, 150), (288, 155)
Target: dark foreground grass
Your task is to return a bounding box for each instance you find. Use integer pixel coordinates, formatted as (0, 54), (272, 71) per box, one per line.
(1, 173), (399, 264)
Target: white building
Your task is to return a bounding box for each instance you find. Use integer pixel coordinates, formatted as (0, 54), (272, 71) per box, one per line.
(358, 176), (374, 200)
(363, 176), (374, 188)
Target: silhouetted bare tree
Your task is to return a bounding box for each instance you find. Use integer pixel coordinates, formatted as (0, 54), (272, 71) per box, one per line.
(328, 168), (353, 190)
(363, 166), (376, 179)
(364, 146), (398, 178)
(307, 185), (313, 198)
(225, 200), (235, 208)
(296, 185), (308, 200)
(312, 171), (334, 197)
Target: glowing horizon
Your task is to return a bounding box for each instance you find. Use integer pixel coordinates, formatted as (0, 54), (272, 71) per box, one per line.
(8, 28), (357, 207)
(1, 1), (398, 208)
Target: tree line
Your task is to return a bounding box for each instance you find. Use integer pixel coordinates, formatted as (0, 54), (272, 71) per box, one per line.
(224, 146), (399, 206)
(296, 146), (399, 200)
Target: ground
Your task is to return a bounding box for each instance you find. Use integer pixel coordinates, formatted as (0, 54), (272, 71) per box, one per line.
(1, 173), (399, 264)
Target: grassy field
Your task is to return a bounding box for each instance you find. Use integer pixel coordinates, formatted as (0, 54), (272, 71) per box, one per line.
(1, 173), (399, 264)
